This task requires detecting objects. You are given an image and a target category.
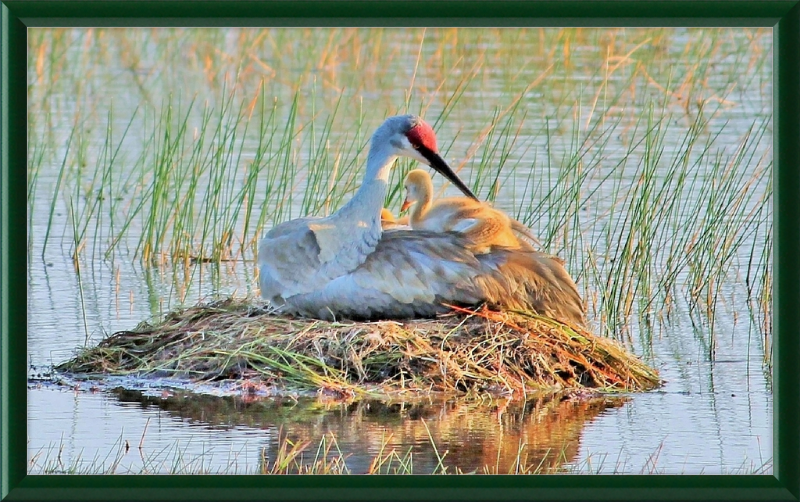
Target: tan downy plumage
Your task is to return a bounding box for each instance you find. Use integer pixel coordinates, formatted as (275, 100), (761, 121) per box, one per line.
(380, 208), (396, 226)
(380, 208), (409, 230)
(401, 169), (539, 253)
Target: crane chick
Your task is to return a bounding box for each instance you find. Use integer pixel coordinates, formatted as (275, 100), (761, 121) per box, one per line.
(401, 169), (539, 253)
(380, 208), (409, 230)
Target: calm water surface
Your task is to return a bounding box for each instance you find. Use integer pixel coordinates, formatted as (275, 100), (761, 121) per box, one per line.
(27, 27), (772, 474)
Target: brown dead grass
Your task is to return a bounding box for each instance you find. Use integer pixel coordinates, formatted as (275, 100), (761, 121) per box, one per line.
(57, 297), (661, 397)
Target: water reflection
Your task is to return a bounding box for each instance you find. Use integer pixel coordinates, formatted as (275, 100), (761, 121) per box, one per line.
(109, 389), (627, 474)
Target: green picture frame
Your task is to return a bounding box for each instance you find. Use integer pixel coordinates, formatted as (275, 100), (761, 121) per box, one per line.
(3, 1), (798, 500)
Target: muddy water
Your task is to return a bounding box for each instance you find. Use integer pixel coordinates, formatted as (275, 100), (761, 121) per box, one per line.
(27, 27), (772, 474)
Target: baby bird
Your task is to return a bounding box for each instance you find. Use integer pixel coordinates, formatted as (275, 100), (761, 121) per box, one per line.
(401, 169), (539, 253)
(380, 208), (409, 230)
(380, 208), (397, 228)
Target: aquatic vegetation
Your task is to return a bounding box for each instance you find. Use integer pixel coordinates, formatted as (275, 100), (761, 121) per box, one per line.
(56, 297), (660, 395)
(28, 410), (772, 475)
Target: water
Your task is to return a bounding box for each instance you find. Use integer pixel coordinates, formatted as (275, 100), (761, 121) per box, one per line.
(27, 27), (772, 475)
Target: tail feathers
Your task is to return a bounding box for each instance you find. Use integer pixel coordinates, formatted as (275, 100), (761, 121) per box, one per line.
(509, 219), (541, 247)
(478, 249), (586, 327)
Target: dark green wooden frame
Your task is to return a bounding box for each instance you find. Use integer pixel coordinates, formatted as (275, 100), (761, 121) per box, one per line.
(2, 2), (798, 500)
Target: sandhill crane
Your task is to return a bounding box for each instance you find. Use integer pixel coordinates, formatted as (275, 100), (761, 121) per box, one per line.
(258, 114), (585, 326)
(401, 169), (540, 253)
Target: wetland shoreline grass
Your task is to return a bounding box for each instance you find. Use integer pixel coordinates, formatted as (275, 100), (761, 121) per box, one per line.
(55, 297), (661, 397)
(28, 427), (772, 475)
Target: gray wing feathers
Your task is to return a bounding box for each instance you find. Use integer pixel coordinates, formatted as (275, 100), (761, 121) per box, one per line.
(258, 226), (322, 302)
(259, 217), (382, 304)
(278, 229), (585, 326)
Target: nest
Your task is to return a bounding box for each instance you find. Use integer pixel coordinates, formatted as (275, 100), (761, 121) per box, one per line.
(57, 298), (661, 397)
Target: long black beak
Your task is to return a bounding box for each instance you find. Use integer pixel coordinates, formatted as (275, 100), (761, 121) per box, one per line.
(417, 145), (479, 201)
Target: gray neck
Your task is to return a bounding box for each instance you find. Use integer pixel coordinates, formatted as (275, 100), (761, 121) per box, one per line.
(331, 141), (397, 231)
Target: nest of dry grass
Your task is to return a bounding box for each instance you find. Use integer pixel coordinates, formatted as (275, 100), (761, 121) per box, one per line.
(57, 297), (660, 397)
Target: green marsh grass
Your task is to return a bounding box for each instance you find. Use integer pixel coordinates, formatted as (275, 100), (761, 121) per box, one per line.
(28, 427), (773, 475)
(28, 27), (772, 362)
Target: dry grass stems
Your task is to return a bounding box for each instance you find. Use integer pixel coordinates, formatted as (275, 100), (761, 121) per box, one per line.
(58, 297), (661, 398)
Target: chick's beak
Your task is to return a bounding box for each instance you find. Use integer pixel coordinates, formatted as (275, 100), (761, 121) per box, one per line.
(400, 199), (412, 213)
